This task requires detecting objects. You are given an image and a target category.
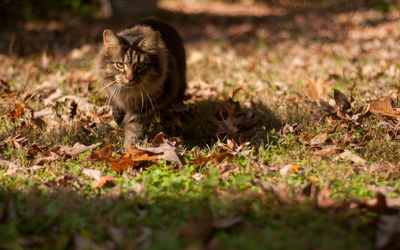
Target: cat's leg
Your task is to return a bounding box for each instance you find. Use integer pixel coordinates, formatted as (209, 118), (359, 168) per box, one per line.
(123, 112), (150, 149)
(111, 102), (125, 125)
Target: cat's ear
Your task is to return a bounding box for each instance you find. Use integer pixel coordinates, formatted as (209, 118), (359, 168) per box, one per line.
(138, 31), (160, 54)
(103, 29), (121, 51)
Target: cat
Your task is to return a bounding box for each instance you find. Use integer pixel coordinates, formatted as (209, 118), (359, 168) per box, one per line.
(97, 18), (186, 148)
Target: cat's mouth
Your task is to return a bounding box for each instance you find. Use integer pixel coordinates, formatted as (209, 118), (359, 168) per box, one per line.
(121, 81), (141, 88)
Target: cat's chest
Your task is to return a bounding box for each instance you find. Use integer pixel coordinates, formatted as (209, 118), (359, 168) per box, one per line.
(109, 84), (162, 112)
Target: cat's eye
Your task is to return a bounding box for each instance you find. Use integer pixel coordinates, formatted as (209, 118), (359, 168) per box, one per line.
(137, 63), (145, 70)
(115, 62), (124, 69)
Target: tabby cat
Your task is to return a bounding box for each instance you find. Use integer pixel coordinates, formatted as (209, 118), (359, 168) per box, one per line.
(97, 18), (186, 148)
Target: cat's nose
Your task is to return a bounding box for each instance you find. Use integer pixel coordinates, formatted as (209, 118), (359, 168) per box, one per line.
(126, 70), (133, 81)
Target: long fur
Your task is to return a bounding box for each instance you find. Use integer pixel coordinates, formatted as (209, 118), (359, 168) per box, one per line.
(96, 18), (186, 148)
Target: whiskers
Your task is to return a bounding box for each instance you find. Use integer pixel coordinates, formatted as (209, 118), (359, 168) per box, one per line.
(141, 85), (160, 122)
(139, 86), (145, 112)
(98, 79), (159, 122)
(105, 82), (122, 105)
(97, 81), (116, 95)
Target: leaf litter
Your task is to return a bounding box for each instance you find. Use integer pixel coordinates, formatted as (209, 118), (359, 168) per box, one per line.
(86, 133), (183, 172)
(2, 1), (400, 248)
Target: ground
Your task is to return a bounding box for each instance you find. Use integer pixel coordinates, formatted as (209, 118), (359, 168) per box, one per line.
(1, 0), (400, 249)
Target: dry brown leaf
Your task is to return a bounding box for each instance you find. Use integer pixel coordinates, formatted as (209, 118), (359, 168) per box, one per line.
(217, 139), (251, 156)
(303, 78), (331, 102)
(151, 132), (181, 146)
(312, 146), (342, 158)
(83, 144), (113, 162)
(309, 133), (329, 146)
(139, 138), (183, 166)
(334, 89), (351, 112)
(92, 176), (114, 189)
(317, 182), (342, 209)
(336, 150), (367, 165)
(213, 114), (239, 135)
(9, 103), (26, 118)
(60, 142), (102, 157)
(57, 95), (95, 113)
(337, 132), (353, 146)
(34, 152), (61, 166)
(282, 123), (299, 135)
(370, 97), (400, 118)
(111, 146), (160, 172)
(82, 168), (102, 180)
(194, 152), (233, 165)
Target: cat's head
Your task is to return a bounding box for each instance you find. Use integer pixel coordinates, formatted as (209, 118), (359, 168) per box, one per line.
(100, 28), (165, 87)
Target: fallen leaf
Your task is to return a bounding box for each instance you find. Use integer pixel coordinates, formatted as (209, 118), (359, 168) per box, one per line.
(92, 176), (114, 189)
(317, 99), (336, 114)
(82, 168), (102, 180)
(194, 152), (233, 165)
(151, 132), (181, 146)
(34, 152), (61, 166)
(111, 146), (160, 172)
(56, 95), (95, 113)
(337, 132), (353, 146)
(9, 103), (25, 118)
(334, 89), (351, 112)
(282, 123), (298, 135)
(317, 182), (341, 209)
(335, 150), (367, 165)
(60, 142), (102, 157)
(309, 133), (329, 146)
(303, 78), (331, 102)
(313, 146), (342, 158)
(83, 144), (113, 162)
(370, 97), (400, 118)
(138, 140), (182, 166)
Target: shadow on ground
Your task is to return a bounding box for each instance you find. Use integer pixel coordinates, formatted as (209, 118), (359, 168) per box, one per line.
(161, 97), (283, 148)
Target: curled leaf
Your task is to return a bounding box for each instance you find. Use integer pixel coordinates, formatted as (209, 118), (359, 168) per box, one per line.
(92, 176), (114, 189)
(333, 89), (351, 112)
(369, 97), (400, 118)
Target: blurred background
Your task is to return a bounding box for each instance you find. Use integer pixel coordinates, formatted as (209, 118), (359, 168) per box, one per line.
(1, 0), (399, 57)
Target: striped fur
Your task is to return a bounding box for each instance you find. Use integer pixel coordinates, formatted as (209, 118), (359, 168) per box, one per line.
(97, 18), (186, 148)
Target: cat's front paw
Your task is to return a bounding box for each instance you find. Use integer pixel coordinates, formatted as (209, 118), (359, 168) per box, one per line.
(123, 121), (145, 149)
(123, 136), (140, 149)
